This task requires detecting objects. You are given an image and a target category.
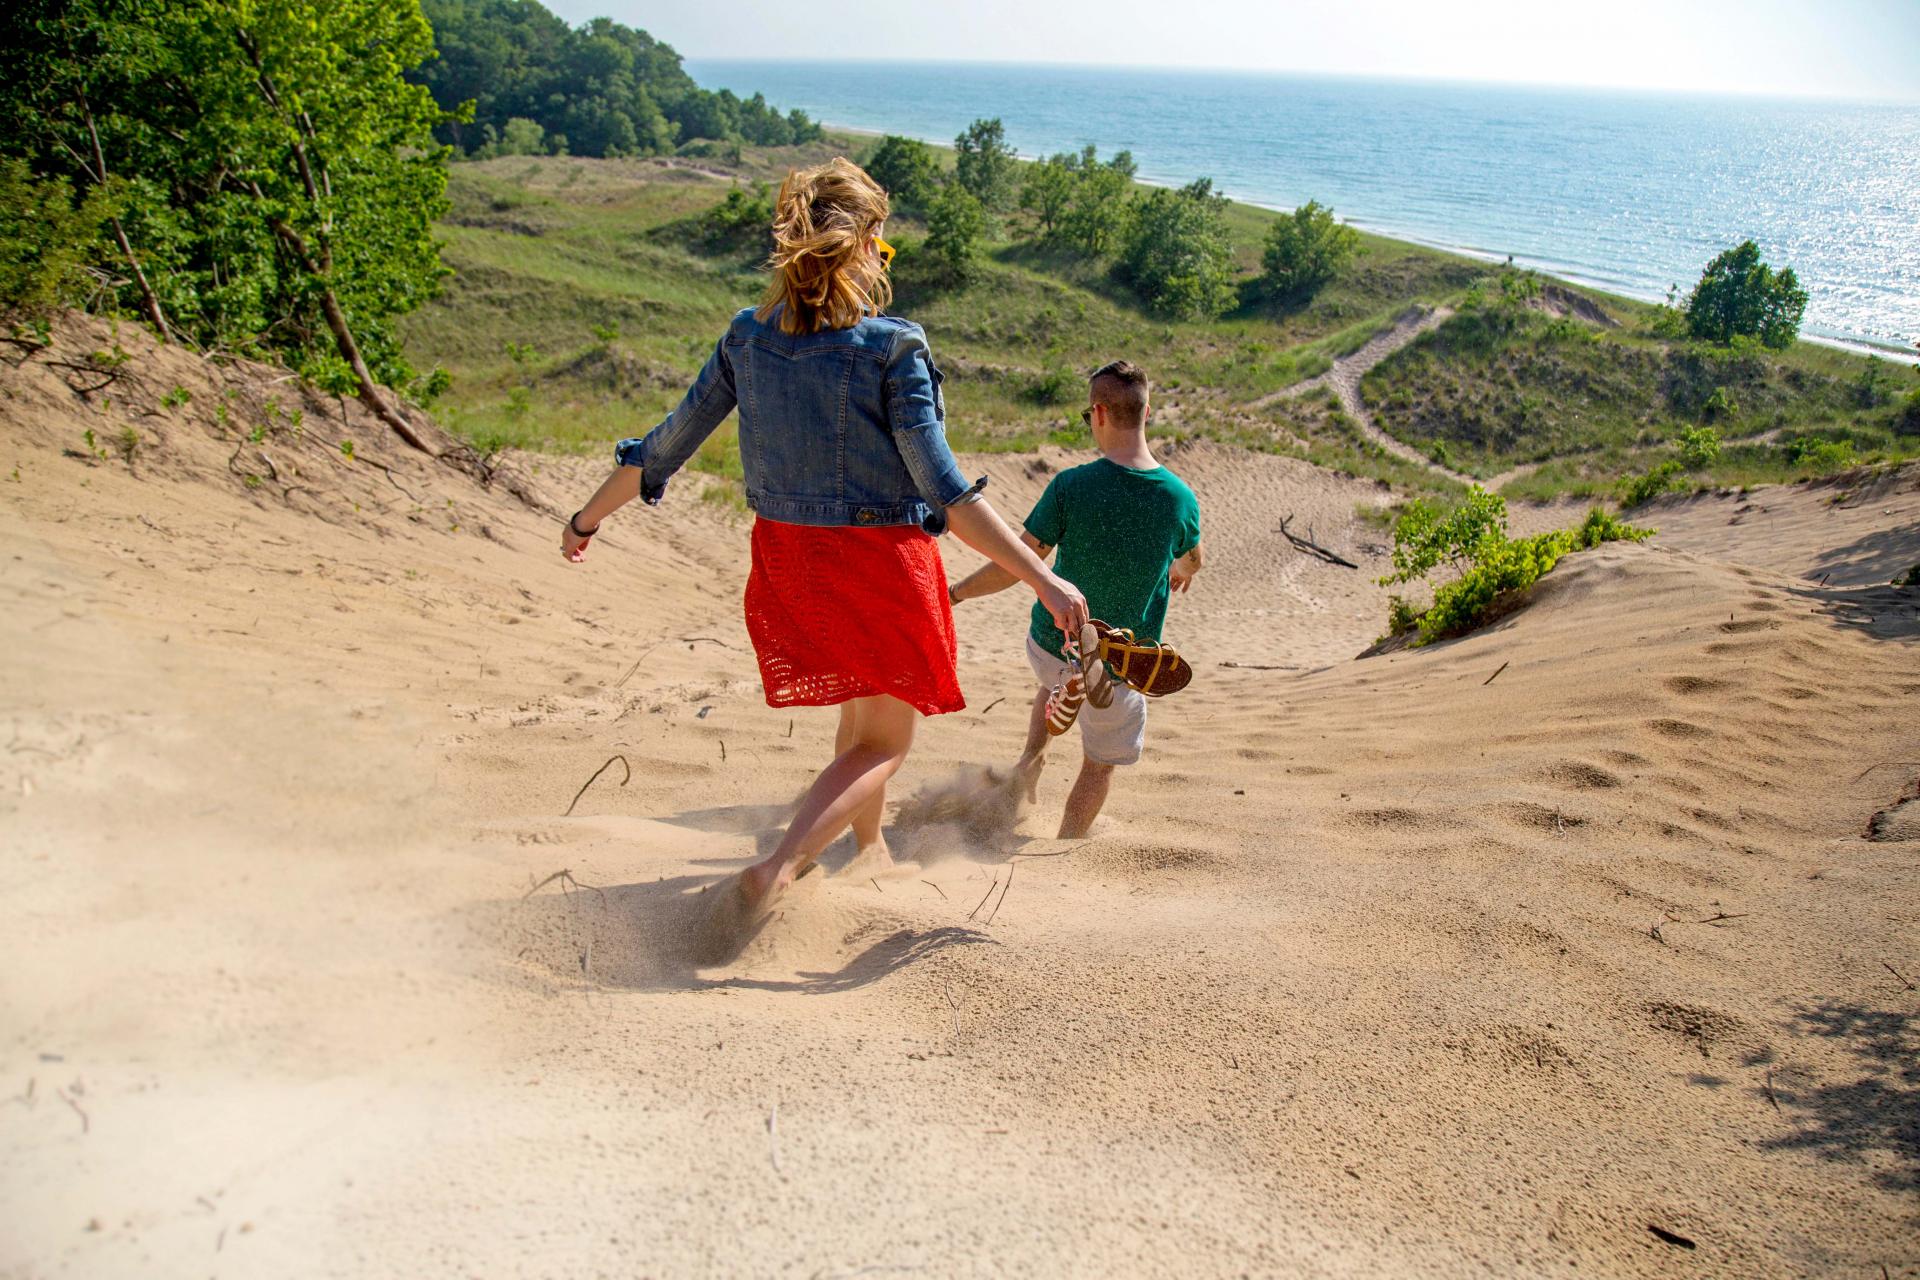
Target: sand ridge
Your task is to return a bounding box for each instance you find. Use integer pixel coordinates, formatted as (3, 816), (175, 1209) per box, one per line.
(2, 316), (1917, 1277)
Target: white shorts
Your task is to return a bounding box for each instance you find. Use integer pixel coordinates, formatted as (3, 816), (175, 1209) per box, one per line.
(1025, 635), (1147, 766)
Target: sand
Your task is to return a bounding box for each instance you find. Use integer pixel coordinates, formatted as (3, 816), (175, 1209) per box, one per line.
(2, 316), (1917, 1277)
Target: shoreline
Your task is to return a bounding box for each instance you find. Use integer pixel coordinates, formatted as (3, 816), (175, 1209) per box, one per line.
(795, 116), (1915, 366)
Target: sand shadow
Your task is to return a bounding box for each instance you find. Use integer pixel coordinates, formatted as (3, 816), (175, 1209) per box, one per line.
(1759, 999), (1919, 1192)
(1784, 574), (1919, 644)
(480, 872), (996, 995)
(1804, 521), (1920, 591)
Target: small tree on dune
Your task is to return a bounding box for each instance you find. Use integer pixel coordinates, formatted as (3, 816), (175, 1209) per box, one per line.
(1114, 178), (1236, 320)
(1684, 240), (1808, 350)
(863, 134), (941, 216)
(953, 117), (1016, 214)
(1259, 199), (1359, 303)
(923, 183), (985, 287)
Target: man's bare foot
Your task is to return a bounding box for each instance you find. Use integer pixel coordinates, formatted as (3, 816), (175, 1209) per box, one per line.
(1014, 753), (1047, 804)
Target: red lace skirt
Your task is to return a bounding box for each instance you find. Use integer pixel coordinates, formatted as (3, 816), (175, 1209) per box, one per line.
(743, 518), (965, 716)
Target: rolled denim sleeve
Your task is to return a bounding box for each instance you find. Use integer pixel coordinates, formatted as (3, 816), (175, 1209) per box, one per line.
(883, 325), (973, 508)
(613, 331), (738, 505)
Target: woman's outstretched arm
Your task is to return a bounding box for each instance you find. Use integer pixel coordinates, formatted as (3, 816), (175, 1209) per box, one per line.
(945, 498), (1087, 634)
(559, 465), (643, 561)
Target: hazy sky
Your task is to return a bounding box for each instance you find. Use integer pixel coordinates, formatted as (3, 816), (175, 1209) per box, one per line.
(544, 0), (1920, 102)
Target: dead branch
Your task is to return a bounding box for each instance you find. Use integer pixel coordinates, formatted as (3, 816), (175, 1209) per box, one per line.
(1220, 661), (1300, 671)
(979, 697), (1006, 714)
(1852, 762), (1919, 783)
(966, 877), (999, 922)
(1885, 961), (1916, 992)
(563, 754), (630, 817)
(985, 860), (1016, 926)
(1764, 1068), (1781, 1113)
(1278, 514), (1358, 569)
(921, 879), (947, 900)
(57, 1088), (89, 1134)
(1482, 661), (1510, 686)
(520, 868), (608, 907)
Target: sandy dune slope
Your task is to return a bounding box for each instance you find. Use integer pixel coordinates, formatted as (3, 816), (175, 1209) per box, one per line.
(2, 319), (1916, 1278)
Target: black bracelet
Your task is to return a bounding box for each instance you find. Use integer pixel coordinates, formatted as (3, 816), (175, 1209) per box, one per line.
(569, 510), (599, 538)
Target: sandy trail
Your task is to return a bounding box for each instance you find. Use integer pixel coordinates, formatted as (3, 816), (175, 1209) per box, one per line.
(1264, 305), (1474, 485)
(3, 318), (1918, 1278)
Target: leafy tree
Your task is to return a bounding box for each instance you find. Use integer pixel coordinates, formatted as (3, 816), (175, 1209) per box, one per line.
(863, 135), (941, 215)
(1114, 178), (1236, 320)
(1061, 159), (1132, 256)
(410, 0), (818, 158)
(1, 0), (456, 452)
(1019, 153), (1077, 242)
(1259, 199), (1359, 302)
(953, 117), (1016, 214)
(924, 184), (984, 286)
(1675, 424), (1721, 469)
(0, 157), (118, 319)
(1684, 240), (1808, 349)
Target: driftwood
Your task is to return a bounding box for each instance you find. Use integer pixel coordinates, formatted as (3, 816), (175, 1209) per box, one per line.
(1278, 515), (1358, 569)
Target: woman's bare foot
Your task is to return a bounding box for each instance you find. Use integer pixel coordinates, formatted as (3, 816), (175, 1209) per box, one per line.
(844, 834), (895, 875)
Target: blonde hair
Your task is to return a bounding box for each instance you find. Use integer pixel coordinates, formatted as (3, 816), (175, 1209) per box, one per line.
(757, 157), (892, 335)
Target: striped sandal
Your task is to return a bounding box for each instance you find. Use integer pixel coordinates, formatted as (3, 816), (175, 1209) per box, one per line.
(1044, 623), (1116, 736)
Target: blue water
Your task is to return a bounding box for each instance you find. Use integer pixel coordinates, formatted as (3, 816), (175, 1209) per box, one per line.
(690, 60), (1920, 357)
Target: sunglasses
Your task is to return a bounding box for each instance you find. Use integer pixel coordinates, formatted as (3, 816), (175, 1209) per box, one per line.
(1080, 405), (1096, 427)
(874, 235), (896, 267)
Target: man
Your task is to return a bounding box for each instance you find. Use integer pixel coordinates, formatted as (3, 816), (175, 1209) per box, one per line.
(948, 360), (1203, 837)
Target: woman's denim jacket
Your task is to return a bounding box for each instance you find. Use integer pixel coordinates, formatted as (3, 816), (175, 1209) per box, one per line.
(615, 306), (977, 533)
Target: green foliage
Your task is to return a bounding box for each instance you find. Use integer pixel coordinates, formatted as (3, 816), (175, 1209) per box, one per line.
(1701, 385), (1738, 422)
(1895, 563), (1919, 589)
(1259, 200), (1359, 303)
(1378, 486), (1508, 586)
(1019, 365), (1080, 407)
(1781, 435), (1856, 472)
(1390, 506), (1653, 644)
(1852, 356), (1891, 409)
(699, 183), (773, 255)
(0, 158), (117, 318)
(1018, 146), (1136, 254)
(411, 1), (818, 157)
(1619, 458), (1685, 507)
(162, 384), (190, 409)
(1675, 424), (1721, 469)
(1019, 154), (1077, 241)
(1114, 179), (1235, 320)
(863, 135), (942, 215)
(2, 0), (455, 388)
(953, 117), (1016, 214)
(473, 115), (547, 158)
(923, 184), (985, 287)
(1900, 387), (1920, 438)
(1684, 240), (1807, 349)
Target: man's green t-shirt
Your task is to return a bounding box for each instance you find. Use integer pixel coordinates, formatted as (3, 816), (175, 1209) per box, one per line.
(1025, 458), (1202, 659)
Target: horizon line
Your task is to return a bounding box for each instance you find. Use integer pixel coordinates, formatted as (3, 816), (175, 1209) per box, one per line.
(680, 54), (1920, 108)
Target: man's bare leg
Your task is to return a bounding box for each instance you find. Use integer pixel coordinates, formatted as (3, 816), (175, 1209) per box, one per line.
(741, 695), (917, 907)
(1058, 756), (1115, 839)
(1012, 685), (1051, 802)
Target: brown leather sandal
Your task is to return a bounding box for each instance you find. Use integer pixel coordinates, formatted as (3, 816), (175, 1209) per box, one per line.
(1088, 620), (1192, 697)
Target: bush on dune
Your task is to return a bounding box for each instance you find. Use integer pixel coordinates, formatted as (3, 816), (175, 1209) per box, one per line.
(1381, 488), (1651, 644)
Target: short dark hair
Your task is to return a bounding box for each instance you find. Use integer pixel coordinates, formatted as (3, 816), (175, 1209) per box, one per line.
(1089, 359), (1149, 428)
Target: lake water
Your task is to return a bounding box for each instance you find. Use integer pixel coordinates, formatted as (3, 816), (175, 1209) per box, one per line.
(689, 60), (1920, 358)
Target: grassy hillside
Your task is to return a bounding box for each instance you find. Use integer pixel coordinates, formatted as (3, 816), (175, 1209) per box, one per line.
(400, 135), (1918, 504)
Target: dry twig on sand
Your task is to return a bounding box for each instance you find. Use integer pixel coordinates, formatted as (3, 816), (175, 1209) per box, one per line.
(1220, 661), (1299, 671)
(1482, 661), (1510, 686)
(56, 1088), (88, 1134)
(563, 754), (630, 817)
(1277, 514), (1358, 569)
(520, 868), (608, 907)
(966, 878), (999, 922)
(921, 880), (947, 900)
(1647, 1224), (1696, 1250)
(766, 1101), (783, 1175)
(979, 697), (1005, 715)
(1884, 961), (1916, 992)
(985, 861), (1016, 926)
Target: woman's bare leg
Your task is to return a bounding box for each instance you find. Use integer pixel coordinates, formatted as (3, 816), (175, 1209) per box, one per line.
(839, 700), (890, 856)
(742, 695), (916, 906)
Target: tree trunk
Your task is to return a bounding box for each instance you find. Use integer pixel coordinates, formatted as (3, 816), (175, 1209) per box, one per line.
(82, 103), (172, 343)
(313, 283), (439, 457)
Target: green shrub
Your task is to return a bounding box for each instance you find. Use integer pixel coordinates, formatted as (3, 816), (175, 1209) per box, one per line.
(864, 135), (942, 215)
(1898, 387), (1920, 438)
(700, 184), (774, 254)
(1113, 178), (1236, 320)
(1782, 435), (1856, 473)
(1415, 508), (1653, 643)
(0, 158), (116, 318)
(923, 184), (985, 287)
(1676, 424), (1722, 469)
(1620, 459), (1685, 507)
(1020, 365), (1079, 406)
(1379, 486), (1508, 586)
(1702, 386), (1738, 422)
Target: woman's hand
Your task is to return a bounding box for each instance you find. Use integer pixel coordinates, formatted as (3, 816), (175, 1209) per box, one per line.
(560, 513), (595, 563)
(1034, 572), (1088, 636)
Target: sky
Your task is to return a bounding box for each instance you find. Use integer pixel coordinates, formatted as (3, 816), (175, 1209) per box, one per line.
(544, 0), (1920, 102)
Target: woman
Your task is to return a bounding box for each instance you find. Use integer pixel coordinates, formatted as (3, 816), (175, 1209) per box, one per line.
(561, 157), (1085, 917)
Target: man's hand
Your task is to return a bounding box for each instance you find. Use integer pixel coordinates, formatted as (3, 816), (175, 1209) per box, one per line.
(1169, 543), (1203, 593)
